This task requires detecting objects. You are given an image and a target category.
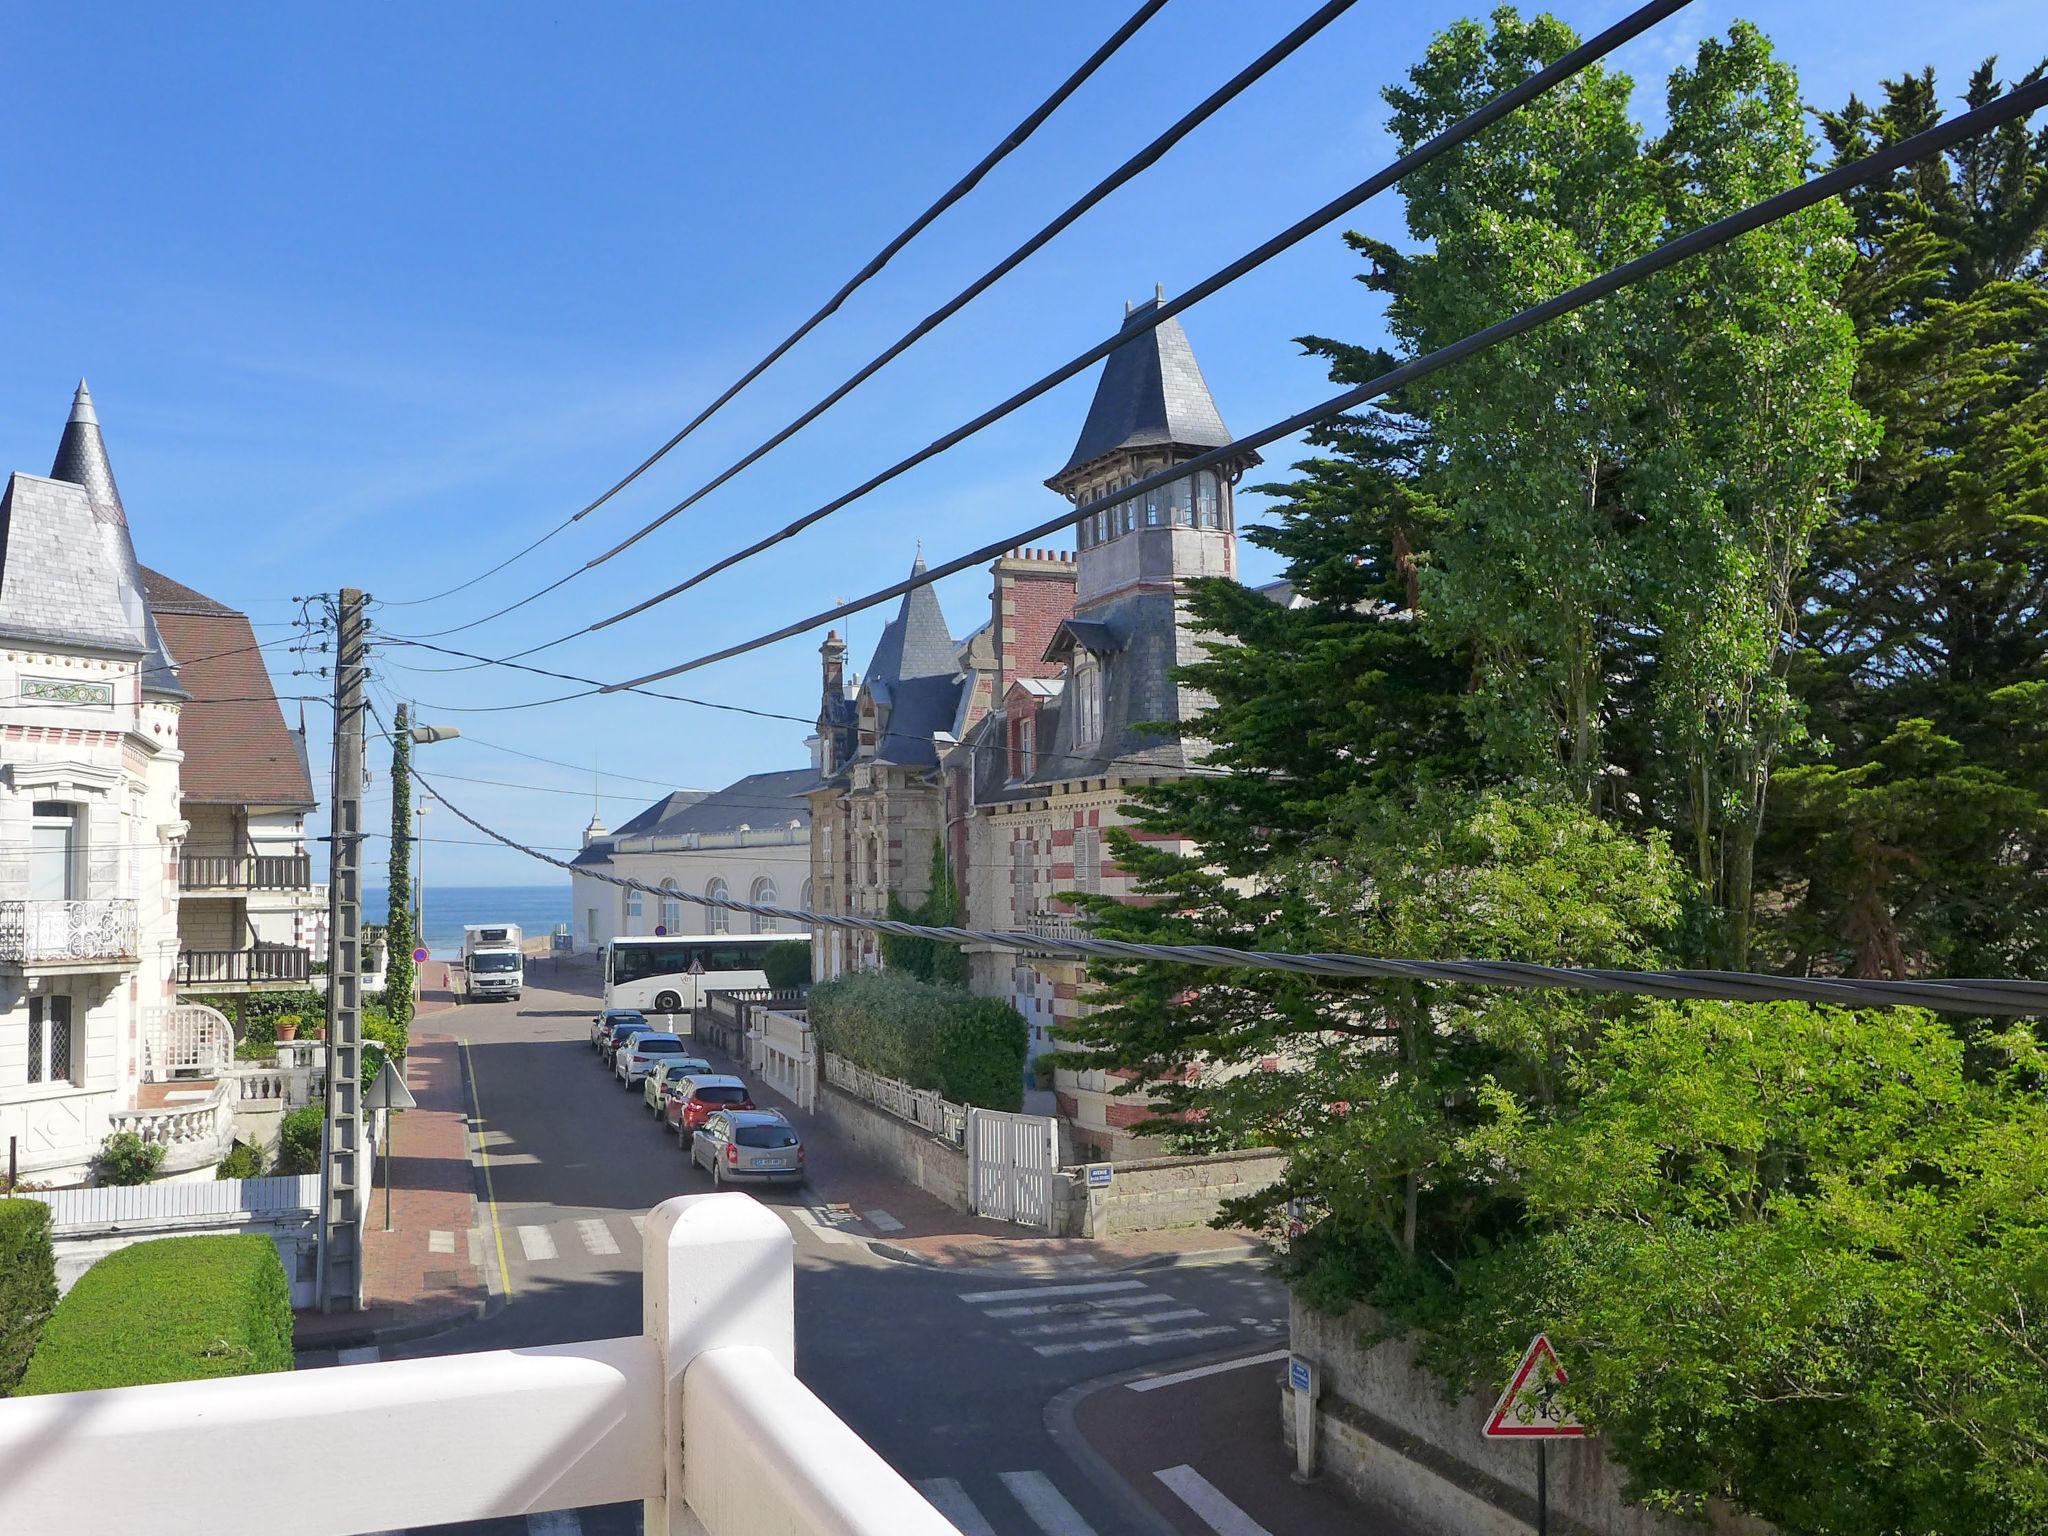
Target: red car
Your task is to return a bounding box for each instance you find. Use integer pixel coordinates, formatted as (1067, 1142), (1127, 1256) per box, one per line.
(665, 1075), (754, 1140)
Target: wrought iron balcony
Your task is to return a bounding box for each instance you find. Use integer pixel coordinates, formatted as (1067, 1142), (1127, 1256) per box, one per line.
(179, 853), (312, 892)
(0, 899), (140, 966)
(175, 945), (311, 987)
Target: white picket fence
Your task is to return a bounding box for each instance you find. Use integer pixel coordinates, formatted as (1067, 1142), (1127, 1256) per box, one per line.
(27, 1175), (320, 1232)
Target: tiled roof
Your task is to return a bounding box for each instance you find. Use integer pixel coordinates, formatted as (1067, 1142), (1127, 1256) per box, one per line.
(872, 673), (966, 768)
(611, 768), (819, 844)
(49, 382), (127, 528)
(863, 554), (957, 687)
(141, 568), (315, 808)
(0, 473), (151, 654)
(1050, 299), (1237, 487)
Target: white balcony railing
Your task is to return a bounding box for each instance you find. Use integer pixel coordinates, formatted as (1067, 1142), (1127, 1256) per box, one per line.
(105, 1080), (238, 1176)
(0, 1194), (961, 1536)
(0, 898), (139, 964)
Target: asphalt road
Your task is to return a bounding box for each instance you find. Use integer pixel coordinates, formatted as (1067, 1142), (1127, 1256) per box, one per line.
(342, 970), (1291, 1536)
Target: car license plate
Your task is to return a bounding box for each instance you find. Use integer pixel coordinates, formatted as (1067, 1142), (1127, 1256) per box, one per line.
(756, 1158), (789, 1170)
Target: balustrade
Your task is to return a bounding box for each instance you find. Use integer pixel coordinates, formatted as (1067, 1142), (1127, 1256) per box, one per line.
(175, 946), (310, 986)
(179, 853), (311, 891)
(0, 899), (140, 964)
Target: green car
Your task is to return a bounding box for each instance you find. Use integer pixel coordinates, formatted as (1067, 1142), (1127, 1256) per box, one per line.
(644, 1054), (714, 1115)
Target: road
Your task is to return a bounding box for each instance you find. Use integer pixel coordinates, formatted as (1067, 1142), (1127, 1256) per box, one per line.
(331, 969), (1292, 1536)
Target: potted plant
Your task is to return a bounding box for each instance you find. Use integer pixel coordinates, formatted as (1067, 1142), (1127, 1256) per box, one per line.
(274, 1013), (302, 1042)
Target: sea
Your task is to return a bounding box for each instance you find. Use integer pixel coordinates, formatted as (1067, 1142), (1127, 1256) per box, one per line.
(364, 884), (572, 959)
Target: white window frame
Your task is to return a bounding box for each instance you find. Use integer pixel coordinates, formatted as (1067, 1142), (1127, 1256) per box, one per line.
(750, 878), (778, 934)
(26, 993), (77, 1087)
(705, 879), (730, 935)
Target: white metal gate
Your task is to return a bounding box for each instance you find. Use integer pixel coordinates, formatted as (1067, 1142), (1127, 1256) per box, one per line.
(967, 1108), (1059, 1230)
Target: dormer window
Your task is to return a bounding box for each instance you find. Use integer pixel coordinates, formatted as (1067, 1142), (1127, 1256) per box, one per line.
(1196, 470), (1222, 528)
(1168, 476), (1194, 525)
(1072, 656), (1104, 747)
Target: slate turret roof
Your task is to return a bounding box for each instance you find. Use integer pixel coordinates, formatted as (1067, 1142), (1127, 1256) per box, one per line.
(1049, 297), (1238, 490)
(863, 552), (958, 690)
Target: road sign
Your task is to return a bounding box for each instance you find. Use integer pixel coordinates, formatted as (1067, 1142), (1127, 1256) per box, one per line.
(688, 957), (704, 975)
(655, 925), (668, 937)
(366, 1059), (418, 1113)
(1289, 1357), (1312, 1393)
(1484, 1334), (1585, 1438)
(412, 946), (429, 964)
(1086, 1164), (1113, 1189)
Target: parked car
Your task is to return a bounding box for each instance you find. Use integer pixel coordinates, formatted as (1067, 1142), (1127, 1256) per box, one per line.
(599, 1018), (654, 1068)
(592, 1008), (646, 1051)
(665, 1074), (754, 1138)
(690, 1109), (804, 1187)
(644, 1056), (714, 1115)
(615, 1032), (692, 1087)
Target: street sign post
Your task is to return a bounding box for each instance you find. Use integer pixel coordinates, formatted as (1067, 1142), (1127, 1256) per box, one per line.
(1483, 1334), (1585, 1536)
(366, 1059), (419, 1233)
(1288, 1355), (1320, 1482)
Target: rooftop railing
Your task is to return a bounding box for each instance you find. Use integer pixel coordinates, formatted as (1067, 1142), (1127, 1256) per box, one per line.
(0, 1193), (960, 1536)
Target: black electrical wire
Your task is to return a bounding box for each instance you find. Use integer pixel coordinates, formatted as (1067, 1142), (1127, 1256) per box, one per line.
(378, 0), (1171, 614)
(385, 0), (1697, 671)
(602, 73), (2048, 691)
(387, 0), (1360, 643)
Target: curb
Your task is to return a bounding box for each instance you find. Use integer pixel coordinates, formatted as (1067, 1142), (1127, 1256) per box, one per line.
(294, 1291), (494, 1355)
(868, 1235), (1268, 1280)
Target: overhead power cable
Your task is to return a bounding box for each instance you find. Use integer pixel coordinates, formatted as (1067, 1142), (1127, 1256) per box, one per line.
(603, 73), (2048, 691)
(381, 0), (1171, 612)
(388, 0), (1361, 643)
(403, 755), (2048, 1019)
(395, 0), (1698, 673)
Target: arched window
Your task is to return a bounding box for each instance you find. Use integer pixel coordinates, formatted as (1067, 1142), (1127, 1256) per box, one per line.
(801, 879), (813, 912)
(1168, 476), (1194, 525)
(750, 877), (778, 933)
(706, 878), (730, 934)
(626, 885), (643, 930)
(659, 878), (682, 934)
(1195, 470), (1221, 528)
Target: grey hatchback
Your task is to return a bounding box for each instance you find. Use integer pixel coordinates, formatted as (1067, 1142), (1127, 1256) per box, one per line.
(690, 1109), (804, 1187)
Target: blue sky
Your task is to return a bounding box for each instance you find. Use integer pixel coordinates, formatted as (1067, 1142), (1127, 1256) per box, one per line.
(2, 1), (2040, 883)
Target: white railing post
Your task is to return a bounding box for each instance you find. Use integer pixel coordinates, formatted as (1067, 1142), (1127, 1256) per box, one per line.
(643, 1193), (794, 1536)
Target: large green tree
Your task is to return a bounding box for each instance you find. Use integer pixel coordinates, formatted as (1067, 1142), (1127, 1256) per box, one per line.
(1762, 59), (2048, 978)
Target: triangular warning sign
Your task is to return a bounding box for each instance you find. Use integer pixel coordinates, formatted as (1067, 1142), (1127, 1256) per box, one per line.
(1483, 1334), (1587, 1438)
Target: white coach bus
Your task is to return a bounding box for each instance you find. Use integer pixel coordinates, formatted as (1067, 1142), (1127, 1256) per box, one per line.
(601, 932), (811, 1015)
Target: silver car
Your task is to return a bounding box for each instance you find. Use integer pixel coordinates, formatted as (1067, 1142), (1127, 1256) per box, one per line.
(691, 1109), (804, 1187)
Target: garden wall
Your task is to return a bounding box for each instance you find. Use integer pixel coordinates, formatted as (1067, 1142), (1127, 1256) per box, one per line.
(1283, 1295), (1775, 1536)
(1063, 1147), (1284, 1238)
(812, 1084), (971, 1213)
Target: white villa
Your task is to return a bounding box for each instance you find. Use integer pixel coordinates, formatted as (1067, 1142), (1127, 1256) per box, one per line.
(1, 383), (318, 1186)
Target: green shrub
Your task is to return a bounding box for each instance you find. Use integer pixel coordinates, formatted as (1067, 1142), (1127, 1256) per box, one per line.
(17, 1236), (292, 1394)
(188, 990), (325, 1047)
(809, 971), (1027, 1111)
(275, 1104), (324, 1176)
(361, 1004), (409, 1094)
(0, 1199), (57, 1393)
(93, 1131), (165, 1186)
(215, 1141), (268, 1181)
(762, 941), (812, 990)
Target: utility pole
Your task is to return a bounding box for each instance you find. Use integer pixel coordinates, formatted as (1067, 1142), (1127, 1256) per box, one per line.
(317, 588), (368, 1312)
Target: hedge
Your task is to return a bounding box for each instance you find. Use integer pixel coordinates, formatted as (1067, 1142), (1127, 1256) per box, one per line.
(0, 1200), (57, 1393)
(275, 1104), (324, 1177)
(17, 1235), (292, 1394)
(809, 971), (1027, 1112)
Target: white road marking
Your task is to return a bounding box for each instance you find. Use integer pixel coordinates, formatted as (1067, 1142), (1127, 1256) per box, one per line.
(1127, 1349), (1290, 1393)
(427, 1229), (455, 1254)
(517, 1224), (558, 1261)
(1014, 1308), (1206, 1339)
(1032, 1324), (1237, 1358)
(1000, 1471), (1100, 1536)
(958, 1279), (1147, 1305)
(1155, 1465), (1274, 1536)
(916, 1478), (998, 1536)
(337, 1345), (380, 1365)
(862, 1209), (905, 1233)
(576, 1218), (620, 1256)
(468, 1229), (483, 1267)
(982, 1292), (1187, 1319)
(793, 1207), (858, 1246)
(526, 1513), (583, 1536)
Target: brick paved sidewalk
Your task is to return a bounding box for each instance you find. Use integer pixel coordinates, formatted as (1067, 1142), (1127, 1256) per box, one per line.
(294, 1030), (485, 1349)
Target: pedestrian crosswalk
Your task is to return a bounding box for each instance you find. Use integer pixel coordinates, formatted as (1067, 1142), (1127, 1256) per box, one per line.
(915, 1471), (1102, 1536)
(495, 1213), (641, 1269)
(956, 1276), (1238, 1358)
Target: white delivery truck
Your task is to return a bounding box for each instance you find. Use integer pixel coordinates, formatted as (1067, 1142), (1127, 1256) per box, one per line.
(462, 923), (524, 1002)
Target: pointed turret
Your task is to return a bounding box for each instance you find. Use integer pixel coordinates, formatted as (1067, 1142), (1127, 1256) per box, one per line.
(863, 553), (956, 688)
(50, 380), (127, 526)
